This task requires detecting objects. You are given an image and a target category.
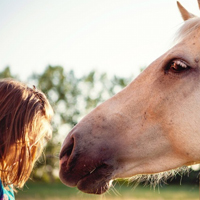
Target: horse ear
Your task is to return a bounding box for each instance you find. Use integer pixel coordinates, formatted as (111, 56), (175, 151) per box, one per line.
(198, 0), (200, 10)
(177, 1), (196, 21)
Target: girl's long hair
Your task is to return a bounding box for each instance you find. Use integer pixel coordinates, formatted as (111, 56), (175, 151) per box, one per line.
(0, 79), (53, 188)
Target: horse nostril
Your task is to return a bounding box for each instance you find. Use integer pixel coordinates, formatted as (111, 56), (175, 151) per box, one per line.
(59, 137), (74, 160)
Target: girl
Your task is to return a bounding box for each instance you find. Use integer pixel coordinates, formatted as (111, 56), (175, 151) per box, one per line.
(0, 79), (53, 200)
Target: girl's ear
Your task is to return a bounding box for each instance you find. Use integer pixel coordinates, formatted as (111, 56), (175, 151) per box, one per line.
(177, 1), (196, 21)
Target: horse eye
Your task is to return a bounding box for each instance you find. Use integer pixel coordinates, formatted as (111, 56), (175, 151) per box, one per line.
(167, 59), (190, 73)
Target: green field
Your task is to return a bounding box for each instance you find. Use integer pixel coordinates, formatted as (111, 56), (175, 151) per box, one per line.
(15, 181), (200, 200)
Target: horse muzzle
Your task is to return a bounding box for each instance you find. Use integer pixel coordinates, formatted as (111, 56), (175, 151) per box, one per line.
(59, 126), (115, 194)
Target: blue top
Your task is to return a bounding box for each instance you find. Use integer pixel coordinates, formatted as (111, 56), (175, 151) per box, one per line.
(0, 180), (14, 200)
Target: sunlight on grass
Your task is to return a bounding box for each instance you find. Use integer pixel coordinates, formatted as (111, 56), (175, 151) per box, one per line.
(15, 181), (199, 200)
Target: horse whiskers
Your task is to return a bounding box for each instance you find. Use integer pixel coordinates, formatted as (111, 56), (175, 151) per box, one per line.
(89, 168), (96, 174)
(109, 183), (121, 197)
(128, 166), (190, 189)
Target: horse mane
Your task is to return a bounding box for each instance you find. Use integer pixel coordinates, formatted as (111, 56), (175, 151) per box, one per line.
(175, 17), (200, 43)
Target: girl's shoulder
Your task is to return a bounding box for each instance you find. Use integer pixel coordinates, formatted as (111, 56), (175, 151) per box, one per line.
(0, 180), (14, 200)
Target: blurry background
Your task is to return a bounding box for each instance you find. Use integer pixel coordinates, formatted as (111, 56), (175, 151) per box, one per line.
(0, 0), (200, 199)
(1, 0), (200, 80)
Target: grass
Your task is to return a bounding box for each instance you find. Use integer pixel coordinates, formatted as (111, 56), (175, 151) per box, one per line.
(15, 181), (200, 200)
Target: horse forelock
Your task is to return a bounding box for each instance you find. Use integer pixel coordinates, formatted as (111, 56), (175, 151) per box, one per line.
(175, 17), (200, 44)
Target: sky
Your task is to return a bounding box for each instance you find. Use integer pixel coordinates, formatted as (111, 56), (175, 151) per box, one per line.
(0, 0), (199, 81)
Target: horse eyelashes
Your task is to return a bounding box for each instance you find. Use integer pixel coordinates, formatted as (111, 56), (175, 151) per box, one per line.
(166, 59), (190, 74)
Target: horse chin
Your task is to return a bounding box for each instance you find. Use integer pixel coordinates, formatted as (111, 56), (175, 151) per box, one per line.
(78, 165), (113, 194)
(59, 155), (114, 194)
(77, 180), (112, 194)
(76, 165), (113, 194)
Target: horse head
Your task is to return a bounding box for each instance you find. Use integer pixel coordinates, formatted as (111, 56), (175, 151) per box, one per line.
(59, 1), (200, 194)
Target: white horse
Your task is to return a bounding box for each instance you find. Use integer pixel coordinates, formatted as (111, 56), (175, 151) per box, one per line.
(59, 1), (200, 194)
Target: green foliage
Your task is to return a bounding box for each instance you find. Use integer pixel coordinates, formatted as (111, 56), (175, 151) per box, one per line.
(16, 181), (199, 200)
(0, 66), (17, 79)
(28, 65), (133, 182)
(31, 66), (81, 126)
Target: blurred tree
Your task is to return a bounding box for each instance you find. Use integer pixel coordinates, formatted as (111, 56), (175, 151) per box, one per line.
(82, 71), (132, 110)
(0, 66), (17, 79)
(29, 66), (81, 182)
(29, 66), (133, 182)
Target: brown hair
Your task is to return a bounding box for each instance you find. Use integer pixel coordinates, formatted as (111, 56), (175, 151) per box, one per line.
(0, 79), (53, 188)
